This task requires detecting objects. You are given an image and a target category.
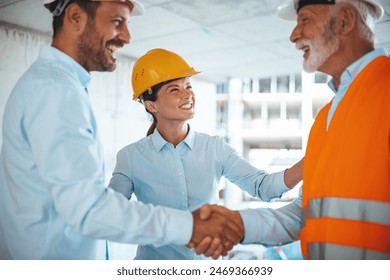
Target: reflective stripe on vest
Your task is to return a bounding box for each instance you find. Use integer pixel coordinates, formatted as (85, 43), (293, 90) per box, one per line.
(308, 243), (390, 260)
(308, 197), (390, 226)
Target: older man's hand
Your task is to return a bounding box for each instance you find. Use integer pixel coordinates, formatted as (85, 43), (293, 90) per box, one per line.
(188, 204), (244, 259)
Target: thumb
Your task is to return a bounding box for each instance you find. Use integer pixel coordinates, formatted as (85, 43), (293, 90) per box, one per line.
(199, 204), (213, 220)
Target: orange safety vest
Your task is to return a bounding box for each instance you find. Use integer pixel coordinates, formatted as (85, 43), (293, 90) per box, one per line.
(301, 56), (390, 259)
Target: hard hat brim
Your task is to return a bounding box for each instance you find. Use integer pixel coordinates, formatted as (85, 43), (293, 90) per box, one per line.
(132, 70), (201, 100)
(277, 0), (384, 21)
(90, 0), (145, 16)
(277, 1), (297, 21)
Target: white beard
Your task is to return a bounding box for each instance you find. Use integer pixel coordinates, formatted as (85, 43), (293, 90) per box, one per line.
(301, 18), (340, 73)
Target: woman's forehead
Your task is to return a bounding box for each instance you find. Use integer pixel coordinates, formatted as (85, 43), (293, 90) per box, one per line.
(163, 77), (190, 87)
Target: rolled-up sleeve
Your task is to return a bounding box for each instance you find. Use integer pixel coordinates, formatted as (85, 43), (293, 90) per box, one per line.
(239, 189), (302, 246)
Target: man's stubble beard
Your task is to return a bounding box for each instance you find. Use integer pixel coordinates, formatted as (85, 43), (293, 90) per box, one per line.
(77, 21), (116, 72)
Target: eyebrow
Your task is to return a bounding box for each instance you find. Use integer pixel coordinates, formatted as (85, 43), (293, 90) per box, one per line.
(165, 84), (180, 89)
(109, 14), (130, 23)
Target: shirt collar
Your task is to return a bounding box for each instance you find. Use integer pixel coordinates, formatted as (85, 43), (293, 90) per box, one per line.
(327, 48), (389, 94)
(39, 45), (91, 89)
(150, 125), (195, 152)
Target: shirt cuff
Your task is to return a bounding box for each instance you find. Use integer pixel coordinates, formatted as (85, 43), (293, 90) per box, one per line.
(164, 208), (193, 245)
(239, 209), (263, 244)
(277, 169), (289, 191)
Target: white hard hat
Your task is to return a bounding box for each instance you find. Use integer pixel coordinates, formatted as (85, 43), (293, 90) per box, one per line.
(43, 0), (144, 17)
(277, 0), (384, 20)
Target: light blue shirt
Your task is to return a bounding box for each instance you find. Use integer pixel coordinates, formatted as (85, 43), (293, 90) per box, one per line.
(108, 128), (288, 259)
(0, 45), (192, 260)
(240, 48), (389, 247)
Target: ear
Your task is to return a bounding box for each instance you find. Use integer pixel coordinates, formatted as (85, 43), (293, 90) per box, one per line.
(63, 2), (88, 33)
(144, 100), (159, 113)
(336, 5), (357, 35)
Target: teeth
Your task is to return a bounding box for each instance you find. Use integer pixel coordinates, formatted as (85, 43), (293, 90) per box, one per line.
(296, 42), (309, 53)
(108, 45), (118, 53)
(180, 103), (192, 109)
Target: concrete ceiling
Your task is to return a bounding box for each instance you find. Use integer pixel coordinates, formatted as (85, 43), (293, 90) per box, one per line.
(1, 0), (389, 83)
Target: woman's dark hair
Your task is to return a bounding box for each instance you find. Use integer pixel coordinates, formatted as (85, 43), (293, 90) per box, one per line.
(46, 0), (100, 38)
(138, 78), (182, 136)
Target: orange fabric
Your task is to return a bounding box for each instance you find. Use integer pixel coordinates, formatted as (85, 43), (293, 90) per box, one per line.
(305, 218), (390, 252)
(301, 56), (390, 257)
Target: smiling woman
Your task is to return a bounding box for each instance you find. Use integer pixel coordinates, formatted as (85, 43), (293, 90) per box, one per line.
(107, 48), (304, 260)
(132, 48), (200, 141)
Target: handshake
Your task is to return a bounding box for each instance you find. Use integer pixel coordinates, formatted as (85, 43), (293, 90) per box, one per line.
(188, 205), (244, 259)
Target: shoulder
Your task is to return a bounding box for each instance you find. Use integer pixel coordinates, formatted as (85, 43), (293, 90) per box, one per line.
(193, 131), (233, 156)
(193, 131), (226, 146)
(194, 131), (224, 142)
(117, 136), (152, 155)
(11, 61), (84, 107)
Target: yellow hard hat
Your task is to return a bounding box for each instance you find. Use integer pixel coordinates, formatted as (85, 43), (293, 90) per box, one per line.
(131, 48), (200, 100)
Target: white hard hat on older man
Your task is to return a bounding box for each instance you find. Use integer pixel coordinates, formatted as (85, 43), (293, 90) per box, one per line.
(43, 0), (144, 16)
(277, 0), (384, 20)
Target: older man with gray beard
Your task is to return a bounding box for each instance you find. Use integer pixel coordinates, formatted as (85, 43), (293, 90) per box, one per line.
(193, 0), (390, 260)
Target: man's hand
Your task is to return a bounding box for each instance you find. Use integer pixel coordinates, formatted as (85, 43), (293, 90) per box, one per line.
(188, 204), (244, 259)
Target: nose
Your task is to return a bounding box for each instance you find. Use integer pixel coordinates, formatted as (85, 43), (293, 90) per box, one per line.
(290, 23), (301, 44)
(119, 22), (131, 45)
(181, 88), (193, 99)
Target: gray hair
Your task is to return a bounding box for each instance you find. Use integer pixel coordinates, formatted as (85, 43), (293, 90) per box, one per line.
(333, 0), (379, 42)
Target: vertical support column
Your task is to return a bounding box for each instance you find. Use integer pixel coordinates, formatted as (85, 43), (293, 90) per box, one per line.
(227, 78), (244, 155)
(224, 78), (244, 209)
(261, 102), (268, 121)
(280, 101), (287, 120)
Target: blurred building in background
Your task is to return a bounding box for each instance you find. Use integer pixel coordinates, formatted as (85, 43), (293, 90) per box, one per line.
(215, 72), (333, 260)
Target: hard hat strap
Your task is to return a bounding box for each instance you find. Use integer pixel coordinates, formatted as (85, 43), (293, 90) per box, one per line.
(52, 0), (72, 16)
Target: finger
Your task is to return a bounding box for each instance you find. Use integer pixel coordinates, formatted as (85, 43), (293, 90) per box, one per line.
(199, 204), (213, 220)
(222, 240), (234, 251)
(186, 241), (195, 249)
(194, 236), (212, 255)
(227, 220), (241, 234)
(208, 206), (244, 233)
(220, 248), (229, 257)
(211, 244), (224, 260)
(202, 237), (221, 257)
(224, 226), (242, 244)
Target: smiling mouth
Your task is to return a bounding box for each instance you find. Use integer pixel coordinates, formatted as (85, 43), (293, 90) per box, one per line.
(302, 46), (310, 58)
(107, 45), (118, 52)
(107, 44), (123, 59)
(179, 101), (193, 110)
(297, 43), (310, 58)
